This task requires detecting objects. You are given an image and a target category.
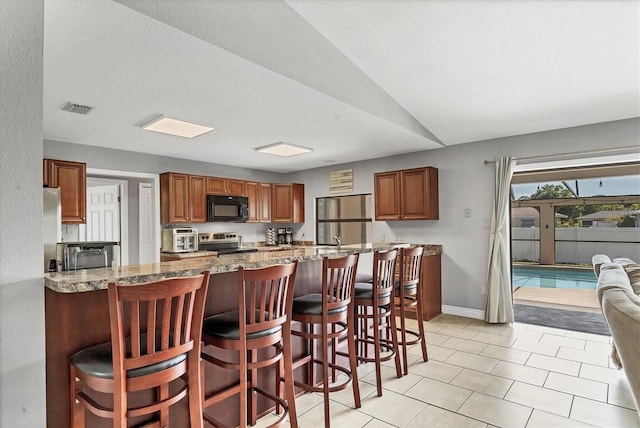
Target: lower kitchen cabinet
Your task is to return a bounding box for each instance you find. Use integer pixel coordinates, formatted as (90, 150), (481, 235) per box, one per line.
(404, 252), (442, 321)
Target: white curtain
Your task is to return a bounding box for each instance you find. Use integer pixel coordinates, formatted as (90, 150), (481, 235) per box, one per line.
(485, 157), (516, 324)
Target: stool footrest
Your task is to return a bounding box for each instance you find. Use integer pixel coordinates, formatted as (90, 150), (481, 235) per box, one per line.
(396, 328), (425, 347)
(293, 358), (354, 394)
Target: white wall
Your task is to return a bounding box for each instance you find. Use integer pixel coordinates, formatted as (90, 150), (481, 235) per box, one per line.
(289, 118), (640, 312)
(0, 1), (46, 425)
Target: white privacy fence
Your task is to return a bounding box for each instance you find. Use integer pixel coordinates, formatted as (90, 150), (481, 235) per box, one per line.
(512, 227), (640, 264)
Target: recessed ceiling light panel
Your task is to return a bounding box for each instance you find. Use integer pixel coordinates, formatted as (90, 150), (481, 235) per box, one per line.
(255, 142), (313, 157)
(141, 115), (214, 138)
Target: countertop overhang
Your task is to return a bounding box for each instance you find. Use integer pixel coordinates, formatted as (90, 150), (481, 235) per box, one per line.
(45, 243), (442, 293)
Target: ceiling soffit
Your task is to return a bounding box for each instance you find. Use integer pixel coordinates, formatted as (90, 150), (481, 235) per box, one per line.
(114, 0), (443, 146)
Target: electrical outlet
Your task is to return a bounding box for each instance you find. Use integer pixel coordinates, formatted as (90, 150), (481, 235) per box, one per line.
(398, 233), (405, 241)
(381, 234), (386, 242)
(464, 208), (471, 218)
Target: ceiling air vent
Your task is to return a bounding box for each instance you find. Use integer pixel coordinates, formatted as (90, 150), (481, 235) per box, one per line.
(61, 102), (94, 115)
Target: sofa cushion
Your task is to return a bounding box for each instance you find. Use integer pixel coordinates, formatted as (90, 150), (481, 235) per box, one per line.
(623, 264), (640, 295)
(612, 257), (637, 267)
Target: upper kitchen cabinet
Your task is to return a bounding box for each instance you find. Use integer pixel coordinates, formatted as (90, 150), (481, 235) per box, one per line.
(374, 167), (438, 221)
(271, 183), (304, 223)
(160, 173), (207, 224)
(206, 176), (246, 196)
(44, 159), (86, 224)
(246, 182), (272, 223)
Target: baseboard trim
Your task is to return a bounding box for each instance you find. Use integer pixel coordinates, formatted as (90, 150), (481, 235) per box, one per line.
(442, 305), (485, 320)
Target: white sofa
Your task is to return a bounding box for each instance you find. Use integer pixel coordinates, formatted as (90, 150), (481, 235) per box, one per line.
(592, 254), (640, 412)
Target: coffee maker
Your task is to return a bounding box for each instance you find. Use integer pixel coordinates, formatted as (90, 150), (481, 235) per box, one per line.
(276, 228), (287, 245)
(285, 228), (293, 245)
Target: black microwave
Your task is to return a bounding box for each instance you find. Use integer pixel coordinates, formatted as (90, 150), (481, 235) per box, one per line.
(206, 195), (249, 222)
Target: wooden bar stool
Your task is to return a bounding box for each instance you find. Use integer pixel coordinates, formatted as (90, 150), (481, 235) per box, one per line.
(351, 249), (402, 397)
(69, 271), (210, 428)
(290, 254), (361, 428)
(396, 246), (429, 375)
(200, 262), (298, 428)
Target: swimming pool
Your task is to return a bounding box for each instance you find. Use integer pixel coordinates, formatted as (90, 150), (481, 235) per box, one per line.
(512, 266), (597, 289)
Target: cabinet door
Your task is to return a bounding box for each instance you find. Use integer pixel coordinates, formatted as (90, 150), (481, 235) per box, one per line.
(400, 168), (429, 220)
(226, 179), (246, 196)
(161, 173), (190, 223)
(272, 183), (303, 223)
(258, 183), (272, 222)
(374, 171), (401, 220)
(49, 160), (86, 224)
(401, 167), (438, 220)
(206, 176), (226, 194)
(271, 184), (293, 222)
(245, 182), (260, 222)
(189, 175), (207, 223)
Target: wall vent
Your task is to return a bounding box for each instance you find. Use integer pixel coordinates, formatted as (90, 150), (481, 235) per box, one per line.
(61, 102), (94, 115)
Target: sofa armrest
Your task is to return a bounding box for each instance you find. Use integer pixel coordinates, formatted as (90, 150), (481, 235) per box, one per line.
(596, 263), (632, 304)
(600, 288), (640, 412)
(592, 254), (612, 277)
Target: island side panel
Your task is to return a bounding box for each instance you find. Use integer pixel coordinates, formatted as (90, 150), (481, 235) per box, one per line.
(45, 257), (329, 427)
(46, 287), (111, 428)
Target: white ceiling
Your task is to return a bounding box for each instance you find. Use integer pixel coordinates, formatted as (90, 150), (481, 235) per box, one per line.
(43, 0), (639, 173)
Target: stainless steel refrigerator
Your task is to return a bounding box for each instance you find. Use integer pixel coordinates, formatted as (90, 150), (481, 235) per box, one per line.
(316, 194), (372, 246)
(43, 187), (62, 272)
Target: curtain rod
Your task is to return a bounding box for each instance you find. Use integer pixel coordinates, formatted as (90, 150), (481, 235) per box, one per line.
(483, 145), (640, 165)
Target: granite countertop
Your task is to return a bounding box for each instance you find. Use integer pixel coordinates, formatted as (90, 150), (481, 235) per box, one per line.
(45, 243), (442, 293)
(160, 250), (219, 259)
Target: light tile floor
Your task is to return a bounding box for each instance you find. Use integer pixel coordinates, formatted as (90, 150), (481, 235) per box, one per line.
(257, 314), (639, 428)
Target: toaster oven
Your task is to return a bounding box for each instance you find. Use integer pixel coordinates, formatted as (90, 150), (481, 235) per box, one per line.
(161, 227), (198, 253)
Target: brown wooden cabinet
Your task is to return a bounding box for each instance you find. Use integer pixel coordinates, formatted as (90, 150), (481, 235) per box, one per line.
(44, 159), (86, 224)
(374, 167), (438, 221)
(246, 182), (272, 223)
(160, 173), (207, 224)
(404, 252), (442, 321)
(271, 183), (304, 223)
(206, 176), (245, 196)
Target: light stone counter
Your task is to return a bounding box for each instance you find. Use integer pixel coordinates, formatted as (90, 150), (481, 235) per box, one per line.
(44, 243), (442, 293)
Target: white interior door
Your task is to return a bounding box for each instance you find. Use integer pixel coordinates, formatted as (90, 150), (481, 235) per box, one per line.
(138, 182), (156, 264)
(84, 185), (121, 265)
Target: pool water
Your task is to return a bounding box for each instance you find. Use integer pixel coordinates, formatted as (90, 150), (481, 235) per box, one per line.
(512, 267), (597, 289)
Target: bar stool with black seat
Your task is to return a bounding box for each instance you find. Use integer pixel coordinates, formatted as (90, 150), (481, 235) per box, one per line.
(200, 262), (298, 428)
(396, 246), (429, 375)
(351, 249), (402, 397)
(290, 253), (361, 428)
(69, 271), (211, 428)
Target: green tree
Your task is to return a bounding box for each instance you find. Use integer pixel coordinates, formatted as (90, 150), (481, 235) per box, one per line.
(529, 184), (583, 222)
(618, 216), (636, 227)
(530, 184), (573, 200)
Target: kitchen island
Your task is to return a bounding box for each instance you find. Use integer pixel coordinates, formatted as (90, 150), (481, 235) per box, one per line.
(44, 244), (441, 427)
